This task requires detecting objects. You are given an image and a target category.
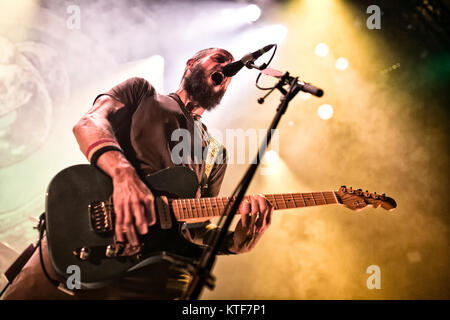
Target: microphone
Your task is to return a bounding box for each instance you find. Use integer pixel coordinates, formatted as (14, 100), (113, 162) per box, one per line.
(222, 44), (275, 77)
(261, 68), (324, 97)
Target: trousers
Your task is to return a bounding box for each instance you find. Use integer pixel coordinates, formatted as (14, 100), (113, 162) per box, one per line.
(2, 238), (190, 300)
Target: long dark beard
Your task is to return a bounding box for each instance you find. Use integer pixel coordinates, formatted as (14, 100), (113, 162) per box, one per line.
(183, 64), (225, 111)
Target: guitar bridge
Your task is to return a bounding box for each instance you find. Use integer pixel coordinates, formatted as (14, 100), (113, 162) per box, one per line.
(89, 201), (113, 235)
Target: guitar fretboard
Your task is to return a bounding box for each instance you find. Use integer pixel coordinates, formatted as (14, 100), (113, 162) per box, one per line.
(171, 192), (339, 221)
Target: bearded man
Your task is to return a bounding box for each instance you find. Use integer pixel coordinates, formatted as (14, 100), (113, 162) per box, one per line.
(3, 48), (274, 299)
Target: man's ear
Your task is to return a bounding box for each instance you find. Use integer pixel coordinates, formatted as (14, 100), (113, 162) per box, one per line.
(186, 58), (195, 69)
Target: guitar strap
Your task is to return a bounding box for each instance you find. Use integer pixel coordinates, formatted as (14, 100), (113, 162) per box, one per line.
(204, 136), (221, 181)
(166, 93), (222, 193)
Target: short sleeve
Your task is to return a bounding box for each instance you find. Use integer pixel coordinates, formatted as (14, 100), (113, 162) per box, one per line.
(93, 77), (154, 109)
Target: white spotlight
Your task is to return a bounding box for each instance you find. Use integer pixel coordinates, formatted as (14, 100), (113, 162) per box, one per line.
(315, 43), (329, 57)
(317, 104), (333, 120)
(336, 57), (349, 70)
(299, 91), (311, 100)
(244, 4), (261, 23)
(263, 150), (279, 164)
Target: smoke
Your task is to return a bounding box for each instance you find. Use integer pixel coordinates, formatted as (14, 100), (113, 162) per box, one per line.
(0, 0), (447, 299)
(202, 1), (449, 299)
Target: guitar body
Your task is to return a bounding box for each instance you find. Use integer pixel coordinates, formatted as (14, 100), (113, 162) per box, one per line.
(45, 164), (204, 289)
(44, 164), (397, 289)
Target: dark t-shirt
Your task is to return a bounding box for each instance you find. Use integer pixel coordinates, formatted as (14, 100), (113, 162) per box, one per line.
(90, 78), (231, 299)
(95, 77), (227, 198)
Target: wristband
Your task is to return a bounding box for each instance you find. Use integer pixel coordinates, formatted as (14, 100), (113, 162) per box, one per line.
(90, 145), (123, 168)
(86, 138), (121, 161)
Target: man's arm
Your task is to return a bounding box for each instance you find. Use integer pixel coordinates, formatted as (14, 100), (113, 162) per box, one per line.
(73, 95), (156, 246)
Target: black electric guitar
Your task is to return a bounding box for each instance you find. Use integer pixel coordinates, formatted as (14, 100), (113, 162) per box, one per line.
(45, 165), (396, 289)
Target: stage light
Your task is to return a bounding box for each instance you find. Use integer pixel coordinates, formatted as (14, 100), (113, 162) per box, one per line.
(315, 43), (329, 57)
(317, 104), (333, 120)
(260, 150), (280, 175)
(264, 150), (279, 164)
(336, 57), (349, 70)
(220, 3), (261, 27)
(244, 4), (261, 23)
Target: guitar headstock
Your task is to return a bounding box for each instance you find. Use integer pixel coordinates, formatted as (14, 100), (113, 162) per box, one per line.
(336, 186), (397, 212)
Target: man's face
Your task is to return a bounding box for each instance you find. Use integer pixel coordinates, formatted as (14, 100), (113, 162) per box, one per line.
(183, 49), (233, 110)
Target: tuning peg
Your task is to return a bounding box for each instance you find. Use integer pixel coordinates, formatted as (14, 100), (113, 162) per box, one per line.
(348, 186), (354, 194)
(355, 188), (363, 195)
(340, 186), (347, 192)
(363, 190), (370, 197)
(371, 192), (379, 199)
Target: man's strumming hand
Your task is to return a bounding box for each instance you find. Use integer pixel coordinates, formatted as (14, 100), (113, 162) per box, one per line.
(110, 165), (157, 246)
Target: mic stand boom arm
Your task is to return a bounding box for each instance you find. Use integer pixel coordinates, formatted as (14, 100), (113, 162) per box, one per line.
(182, 70), (323, 300)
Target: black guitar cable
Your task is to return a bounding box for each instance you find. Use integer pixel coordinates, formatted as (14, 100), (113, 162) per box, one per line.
(0, 213), (59, 298)
(0, 277), (10, 298)
(37, 213), (60, 288)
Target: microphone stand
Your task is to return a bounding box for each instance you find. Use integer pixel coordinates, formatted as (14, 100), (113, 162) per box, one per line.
(182, 64), (323, 300)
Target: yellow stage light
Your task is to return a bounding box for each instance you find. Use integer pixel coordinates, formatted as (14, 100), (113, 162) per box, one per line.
(317, 104), (333, 120)
(336, 57), (349, 70)
(315, 43), (329, 57)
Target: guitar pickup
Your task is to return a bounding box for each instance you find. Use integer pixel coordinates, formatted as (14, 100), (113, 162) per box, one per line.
(89, 201), (113, 235)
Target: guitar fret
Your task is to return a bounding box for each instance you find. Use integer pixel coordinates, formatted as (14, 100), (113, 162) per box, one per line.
(192, 199), (200, 218)
(302, 193), (315, 206)
(172, 200), (179, 220)
(291, 194), (303, 208)
(286, 194), (296, 208)
(320, 192), (327, 205)
(202, 198), (211, 217)
(203, 199), (209, 217)
(274, 194), (287, 209)
(172, 190), (341, 222)
(185, 199), (192, 218)
(201, 198), (207, 218)
(312, 192), (324, 205)
(176, 199), (183, 219)
(265, 194), (277, 210)
(213, 197), (221, 216)
(191, 199), (201, 218)
(331, 191), (339, 204)
(282, 194), (289, 208)
(192, 199), (199, 218)
(296, 193), (307, 207)
(325, 192), (335, 204)
(311, 193), (318, 205)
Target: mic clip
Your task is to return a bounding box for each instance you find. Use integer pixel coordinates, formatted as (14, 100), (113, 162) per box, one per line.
(245, 60), (268, 71)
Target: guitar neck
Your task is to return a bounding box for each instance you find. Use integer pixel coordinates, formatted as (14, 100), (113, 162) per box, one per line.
(171, 191), (340, 222)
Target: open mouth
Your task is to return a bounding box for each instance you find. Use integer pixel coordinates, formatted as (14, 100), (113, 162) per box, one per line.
(211, 71), (224, 86)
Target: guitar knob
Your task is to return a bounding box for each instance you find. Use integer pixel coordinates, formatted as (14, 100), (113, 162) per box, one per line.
(340, 186), (347, 192)
(105, 245), (115, 258)
(79, 247), (91, 260)
(348, 187), (354, 194)
(363, 190), (370, 197)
